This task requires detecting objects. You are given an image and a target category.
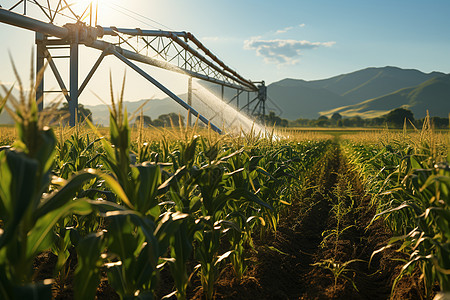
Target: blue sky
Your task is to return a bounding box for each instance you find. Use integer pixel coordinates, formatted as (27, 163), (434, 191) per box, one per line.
(1, 0), (450, 105)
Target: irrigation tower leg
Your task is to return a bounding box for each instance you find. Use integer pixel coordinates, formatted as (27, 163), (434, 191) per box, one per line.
(69, 38), (79, 127)
(187, 76), (192, 127)
(35, 32), (45, 111)
(247, 92), (250, 114)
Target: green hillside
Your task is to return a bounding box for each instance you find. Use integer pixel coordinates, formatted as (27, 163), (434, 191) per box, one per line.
(321, 75), (450, 119)
(268, 84), (345, 119)
(268, 66), (444, 119)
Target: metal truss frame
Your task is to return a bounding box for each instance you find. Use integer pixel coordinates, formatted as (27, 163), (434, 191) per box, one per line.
(0, 3), (267, 131)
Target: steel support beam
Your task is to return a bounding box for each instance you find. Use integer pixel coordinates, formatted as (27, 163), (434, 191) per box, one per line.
(227, 89), (244, 105)
(0, 8), (68, 38)
(69, 35), (79, 127)
(78, 50), (107, 96)
(112, 50), (222, 134)
(187, 76), (192, 127)
(45, 49), (71, 102)
(36, 32), (45, 111)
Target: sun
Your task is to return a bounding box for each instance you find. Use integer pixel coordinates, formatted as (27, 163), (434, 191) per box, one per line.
(70, 0), (101, 25)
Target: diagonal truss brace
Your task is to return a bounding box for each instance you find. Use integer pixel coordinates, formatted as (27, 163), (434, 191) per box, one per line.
(112, 49), (222, 134)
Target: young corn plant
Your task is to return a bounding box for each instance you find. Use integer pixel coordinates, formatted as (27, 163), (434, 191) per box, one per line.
(158, 136), (205, 300)
(320, 181), (356, 256)
(0, 63), (127, 299)
(345, 123), (449, 299)
(193, 140), (272, 300)
(372, 155), (450, 299)
(55, 128), (102, 179)
(81, 75), (194, 299)
(312, 259), (364, 294)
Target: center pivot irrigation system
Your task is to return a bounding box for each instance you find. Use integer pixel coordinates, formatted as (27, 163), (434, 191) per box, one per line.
(0, 0), (277, 134)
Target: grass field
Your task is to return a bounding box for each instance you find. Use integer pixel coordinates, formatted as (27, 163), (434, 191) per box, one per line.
(0, 91), (449, 299)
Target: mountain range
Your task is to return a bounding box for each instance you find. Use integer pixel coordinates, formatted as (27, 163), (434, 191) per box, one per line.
(267, 66), (448, 119)
(321, 74), (450, 119)
(1, 66), (449, 125)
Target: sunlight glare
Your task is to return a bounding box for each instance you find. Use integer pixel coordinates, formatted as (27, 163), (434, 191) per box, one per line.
(71, 0), (101, 24)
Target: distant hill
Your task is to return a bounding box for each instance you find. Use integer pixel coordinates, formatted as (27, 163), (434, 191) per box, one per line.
(267, 83), (346, 120)
(268, 66), (445, 119)
(85, 96), (188, 126)
(321, 75), (450, 119)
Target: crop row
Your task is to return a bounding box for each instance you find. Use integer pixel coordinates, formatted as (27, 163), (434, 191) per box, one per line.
(342, 127), (450, 299)
(0, 87), (329, 299)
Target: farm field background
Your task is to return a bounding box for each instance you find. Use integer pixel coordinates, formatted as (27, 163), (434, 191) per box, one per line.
(0, 91), (449, 300)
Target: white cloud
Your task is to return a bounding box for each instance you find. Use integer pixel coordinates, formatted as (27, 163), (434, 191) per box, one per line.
(275, 24), (306, 35)
(275, 26), (294, 35)
(244, 38), (335, 65)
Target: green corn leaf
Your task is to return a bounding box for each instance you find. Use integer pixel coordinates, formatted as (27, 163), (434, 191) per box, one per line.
(84, 117), (116, 163)
(229, 188), (273, 210)
(34, 127), (57, 177)
(158, 166), (187, 192)
(80, 137), (102, 156)
(106, 214), (139, 261)
(0, 150), (38, 249)
(134, 242), (155, 289)
(74, 232), (105, 300)
(37, 169), (133, 218)
(214, 250), (233, 266)
(216, 220), (241, 234)
(0, 86), (12, 115)
(36, 172), (98, 219)
(136, 162), (161, 214)
(155, 212), (189, 247)
(420, 175), (450, 192)
(183, 136), (199, 164)
(87, 199), (129, 214)
(374, 202), (411, 219)
(423, 207), (450, 222)
(27, 199), (92, 257)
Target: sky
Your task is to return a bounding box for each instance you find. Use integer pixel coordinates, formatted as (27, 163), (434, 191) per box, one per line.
(1, 0), (450, 106)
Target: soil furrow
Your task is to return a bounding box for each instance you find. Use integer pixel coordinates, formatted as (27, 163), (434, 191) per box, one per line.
(214, 143), (421, 299)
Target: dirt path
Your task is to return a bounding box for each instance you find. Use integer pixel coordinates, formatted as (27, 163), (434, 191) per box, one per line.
(213, 143), (421, 299)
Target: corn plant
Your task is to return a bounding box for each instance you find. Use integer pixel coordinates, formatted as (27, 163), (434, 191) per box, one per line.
(0, 65), (126, 299)
(193, 143), (272, 299)
(343, 124), (450, 298)
(55, 128), (102, 179)
(312, 258), (364, 293)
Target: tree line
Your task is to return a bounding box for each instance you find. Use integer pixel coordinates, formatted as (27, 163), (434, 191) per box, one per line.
(267, 108), (449, 129)
(52, 105), (448, 129)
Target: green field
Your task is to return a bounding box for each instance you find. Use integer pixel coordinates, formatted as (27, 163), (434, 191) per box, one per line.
(0, 93), (449, 299)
